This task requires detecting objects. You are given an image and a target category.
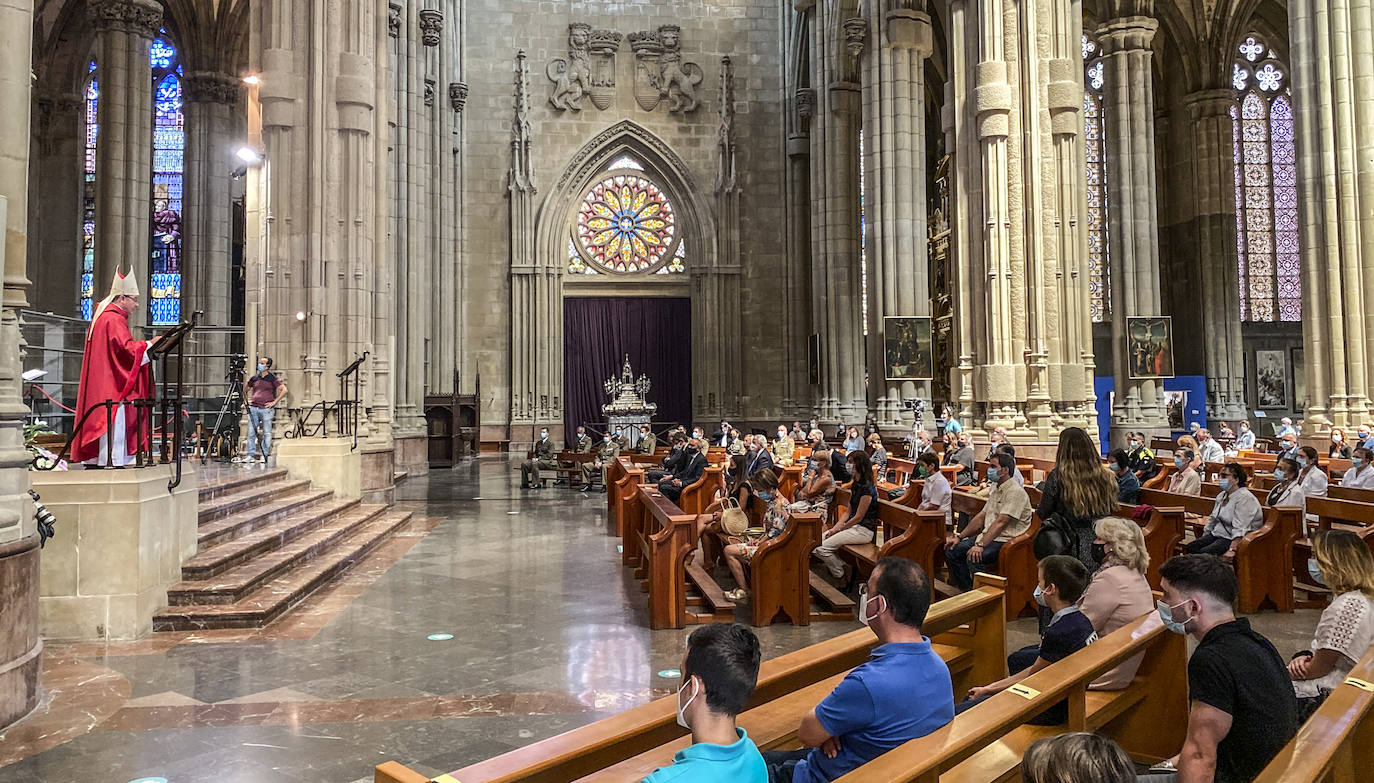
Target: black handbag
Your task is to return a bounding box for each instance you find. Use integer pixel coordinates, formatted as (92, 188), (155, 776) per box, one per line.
(1033, 512), (1076, 560)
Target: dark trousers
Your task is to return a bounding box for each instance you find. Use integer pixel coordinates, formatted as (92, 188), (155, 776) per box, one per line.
(659, 480), (685, 503)
(762, 749), (811, 783)
(945, 537), (1005, 591)
(1185, 533), (1233, 557)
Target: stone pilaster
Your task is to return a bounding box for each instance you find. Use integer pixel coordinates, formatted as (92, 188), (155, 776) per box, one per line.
(946, 0), (1094, 439)
(1186, 89), (1247, 422)
(862, 1), (933, 429)
(1099, 15), (1167, 436)
(248, 0), (392, 443)
(27, 93), (83, 316)
(783, 78), (813, 417)
(0, 0), (39, 731)
(702, 56), (743, 420)
(181, 73), (239, 330)
(88, 0), (163, 310)
(1290, 0), (1374, 428)
(808, 6), (866, 425)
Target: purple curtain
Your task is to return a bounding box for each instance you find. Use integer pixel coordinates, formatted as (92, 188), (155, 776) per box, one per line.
(563, 297), (692, 447)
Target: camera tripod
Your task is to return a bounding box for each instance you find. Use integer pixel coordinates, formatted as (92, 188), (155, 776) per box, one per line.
(203, 358), (246, 464)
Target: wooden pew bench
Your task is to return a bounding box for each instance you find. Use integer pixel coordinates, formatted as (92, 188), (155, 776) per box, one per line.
(1255, 646), (1374, 783)
(554, 451), (595, 486)
(948, 489), (1040, 619)
(421, 578), (1010, 783)
(819, 487), (946, 619)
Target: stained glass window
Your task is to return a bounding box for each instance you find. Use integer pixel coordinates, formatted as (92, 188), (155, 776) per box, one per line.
(81, 61), (97, 319)
(1083, 33), (1110, 322)
(1232, 34), (1300, 322)
(570, 158), (683, 275)
(149, 32), (183, 325)
(859, 128), (868, 336)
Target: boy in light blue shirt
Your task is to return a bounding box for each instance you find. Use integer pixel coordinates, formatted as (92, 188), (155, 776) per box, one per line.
(643, 623), (767, 783)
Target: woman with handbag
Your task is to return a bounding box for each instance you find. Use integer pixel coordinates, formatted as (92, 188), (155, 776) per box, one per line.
(1035, 427), (1119, 570)
(790, 447), (836, 514)
(721, 472), (786, 601)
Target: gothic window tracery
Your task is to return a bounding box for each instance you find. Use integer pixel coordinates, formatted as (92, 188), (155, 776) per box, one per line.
(1083, 33), (1109, 323)
(1231, 34), (1300, 322)
(568, 157), (684, 276)
(81, 61), (97, 319)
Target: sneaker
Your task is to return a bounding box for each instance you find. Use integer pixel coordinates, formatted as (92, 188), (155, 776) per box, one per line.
(231, 456), (246, 464)
(258, 454), (267, 464)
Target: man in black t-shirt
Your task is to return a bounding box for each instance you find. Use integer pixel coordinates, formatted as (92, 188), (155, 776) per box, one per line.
(1148, 555), (1298, 783)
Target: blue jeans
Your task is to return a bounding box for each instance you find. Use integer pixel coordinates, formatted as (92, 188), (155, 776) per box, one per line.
(945, 537), (1005, 591)
(247, 406), (275, 458)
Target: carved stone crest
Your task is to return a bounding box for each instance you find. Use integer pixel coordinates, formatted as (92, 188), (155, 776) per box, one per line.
(87, 0), (163, 38)
(796, 88), (816, 121)
(388, 3), (401, 38)
(449, 81), (468, 113)
(424, 78), (436, 107)
(419, 8), (443, 47)
(586, 29), (622, 110)
(630, 25), (704, 113)
(547, 23), (592, 111)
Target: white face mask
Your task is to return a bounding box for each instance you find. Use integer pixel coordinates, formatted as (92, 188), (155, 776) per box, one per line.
(858, 587), (887, 625)
(676, 677), (698, 729)
(778, 431), (787, 440)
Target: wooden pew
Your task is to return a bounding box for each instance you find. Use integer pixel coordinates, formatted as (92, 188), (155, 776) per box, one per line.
(678, 464), (724, 516)
(554, 450), (594, 485)
(949, 489), (1040, 619)
(832, 612), (1187, 782)
(776, 464), (805, 502)
(1254, 647), (1374, 783)
(832, 486), (948, 596)
(426, 577), (1010, 783)
(740, 511), (825, 627)
(607, 458), (646, 537)
(627, 484), (712, 630)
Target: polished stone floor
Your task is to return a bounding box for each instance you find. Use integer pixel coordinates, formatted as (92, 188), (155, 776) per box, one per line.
(0, 456), (1329, 782)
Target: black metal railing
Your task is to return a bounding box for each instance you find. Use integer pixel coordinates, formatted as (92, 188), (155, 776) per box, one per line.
(285, 352), (369, 451)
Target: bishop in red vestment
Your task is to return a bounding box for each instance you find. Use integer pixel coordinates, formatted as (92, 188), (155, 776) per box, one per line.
(72, 269), (157, 466)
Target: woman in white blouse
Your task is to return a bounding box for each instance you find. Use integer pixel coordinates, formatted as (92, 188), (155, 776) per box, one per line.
(1185, 462), (1263, 562)
(1343, 447), (1374, 490)
(1290, 529), (1374, 719)
(1297, 446), (1330, 499)
(1265, 457), (1307, 512)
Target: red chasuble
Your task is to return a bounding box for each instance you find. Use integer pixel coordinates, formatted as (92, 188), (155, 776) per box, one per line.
(72, 305), (153, 463)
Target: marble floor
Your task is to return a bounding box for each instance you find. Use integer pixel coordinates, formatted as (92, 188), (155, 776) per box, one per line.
(0, 456), (1328, 783)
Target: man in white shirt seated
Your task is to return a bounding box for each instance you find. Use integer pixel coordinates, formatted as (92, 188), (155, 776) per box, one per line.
(1357, 425), (1374, 454)
(914, 453), (952, 527)
(1276, 417), (1298, 439)
(1342, 448), (1374, 490)
(1196, 429), (1225, 465)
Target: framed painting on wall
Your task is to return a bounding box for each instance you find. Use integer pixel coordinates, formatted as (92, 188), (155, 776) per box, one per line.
(882, 316), (934, 381)
(1127, 316), (1175, 379)
(1255, 349), (1287, 408)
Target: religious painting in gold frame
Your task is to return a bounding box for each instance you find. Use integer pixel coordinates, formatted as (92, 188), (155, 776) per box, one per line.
(1127, 316), (1175, 380)
(883, 316), (934, 381)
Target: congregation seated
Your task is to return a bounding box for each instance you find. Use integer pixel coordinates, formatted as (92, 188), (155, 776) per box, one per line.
(726, 427), (746, 456)
(945, 452), (1033, 591)
(636, 424), (657, 455)
(1125, 431), (1160, 484)
(1147, 554), (1298, 781)
(648, 431), (689, 483)
(1358, 424), (1374, 454)
(1325, 428), (1352, 460)
(579, 431), (621, 491)
(718, 472), (786, 602)
(519, 426), (556, 488)
(954, 555), (1093, 724)
(1288, 529), (1374, 721)
(645, 623), (767, 782)
(1232, 419), (1257, 453)
(1177, 434), (1204, 472)
(827, 445), (852, 484)
(841, 426), (865, 454)
(913, 452), (951, 525)
(1341, 447), (1374, 489)
(721, 453), (749, 493)
(905, 425), (935, 459)
(1023, 732), (1136, 783)
(1297, 445), (1329, 500)
(1168, 449), (1202, 495)
(789, 421), (807, 442)
(773, 426), (796, 467)
(866, 433), (887, 479)
(1184, 462), (1264, 561)
(744, 434), (774, 477)
(941, 431), (975, 486)
(1274, 431), (1301, 467)
(1265, 457), (1307, 512)
(813, 451), (878, 583)
(1037, 427), (1119, 570)
(1196, 428), (1225, 464)
(1106, 448), (1142, 504)
(1080, 517), (1155, 689)
(760, 558), (953, 782)
(791, 448), (835, 515)
(659, 437), (708, 503)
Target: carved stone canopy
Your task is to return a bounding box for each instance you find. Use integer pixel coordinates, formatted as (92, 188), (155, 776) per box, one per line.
(419, 8), (443, 46)
(424, 78), (436, 107)
(843, 17), (868, 58)
(796, 87), (816, 121)
(449, 81), (468, 112)
(87, 0), (163, 38)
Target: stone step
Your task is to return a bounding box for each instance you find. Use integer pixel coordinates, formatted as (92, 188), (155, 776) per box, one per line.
(196, 488), (335, 550)
(196, 467), (290, 504)
(168, 504), (388, 605)
(198, 478), (314, 525)
(180, 496), (362, 581)
(153, 509), (413, 631)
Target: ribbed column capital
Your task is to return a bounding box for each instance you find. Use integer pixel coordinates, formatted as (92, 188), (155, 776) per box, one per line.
(1098, 16), (1158, 54)
(1184, 88), (1236, 119)
(183, 72), (242, 105)
(86, 0), (163, 38)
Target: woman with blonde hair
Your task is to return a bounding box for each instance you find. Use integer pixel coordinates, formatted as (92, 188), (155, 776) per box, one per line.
(1176, 434), (1203, 472)
(1022, 732), (1135, 783)
(1079, 517), (1155, 689)
(1289, 529), (1374, 718)
(1037, 427), (1120, 569)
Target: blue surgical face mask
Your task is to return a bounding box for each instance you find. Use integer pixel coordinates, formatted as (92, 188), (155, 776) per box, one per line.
(986, 467), (1000, 484)
(540, 432), (548, 440)
(1356, 458), (1367, 469)
(1218, 477), (1232, 492)
(1129, 439), (1140, 449)
(1174, 457), (1185, 469)
(1108, 462), (1120, 473)
(1033, 585), (1048, 607)
(1308, 558), (1326, 586)
(1297, 456), (1308, 468)
(1273, 468), (1285, 481)
(257, 363), (266, 372)
(1157, 598), (1193, 635)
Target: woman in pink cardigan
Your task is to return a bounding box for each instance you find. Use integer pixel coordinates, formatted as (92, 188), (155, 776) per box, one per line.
(1080, 516), (1156, 690)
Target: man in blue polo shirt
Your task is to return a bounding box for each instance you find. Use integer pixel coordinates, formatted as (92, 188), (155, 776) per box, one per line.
(763, 558), (954, 782)
(643, 623), (767, 783)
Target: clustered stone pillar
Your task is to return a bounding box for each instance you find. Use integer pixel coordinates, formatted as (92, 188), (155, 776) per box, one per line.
(1099, 13), (1168, 437)
(181, 73), (240, 330)
(27, 94), (84, 316)
(806, 3), (867, 425)
(862, 1), (933, 430)
(946, 0), (1096, 440)
(248, 0), (393, 444)
(1290, 0), (1374, 429)
(88, 0), (163, 300)
(1187, 89), (1248, 422)
(701, 55), (744, 420)
(0, 0), (39, 731)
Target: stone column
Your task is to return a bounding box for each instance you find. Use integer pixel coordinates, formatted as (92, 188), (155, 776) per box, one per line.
(1187, 89), (1247, 421)
(706, 56), (743, 420)
(1099, 14), (1168, 436)
(0, 0), (39, 731)
(862, 1), (933, 429)
(1290, 0), (1374, 428)
(181, 73), (239, 329)
(783, 81), (812, 418)
(946, 0), (1094, 440)
(28, 93), (84, 316)
(88, 0), (162, 306)
(808, 6), (867, 425)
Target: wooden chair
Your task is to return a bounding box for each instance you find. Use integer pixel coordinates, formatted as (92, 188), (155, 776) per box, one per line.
(1254, 647), (1374, 783)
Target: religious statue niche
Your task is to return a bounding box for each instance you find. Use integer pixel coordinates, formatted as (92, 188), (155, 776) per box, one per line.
(602, 355), (657, 448)
(587, 29), (622, 110)
(1127, 317), (1176, 380)
(548, 23), (592, 111)
(629, 25), (704, 113)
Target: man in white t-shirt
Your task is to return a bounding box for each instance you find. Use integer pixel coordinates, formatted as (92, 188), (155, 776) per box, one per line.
(915, 452), (952, 526)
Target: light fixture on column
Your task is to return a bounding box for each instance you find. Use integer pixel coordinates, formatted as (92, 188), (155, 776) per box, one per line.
(295, 310), (309, 322)
(231, 146), (265, 179)
(242, 74), (260, 86)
